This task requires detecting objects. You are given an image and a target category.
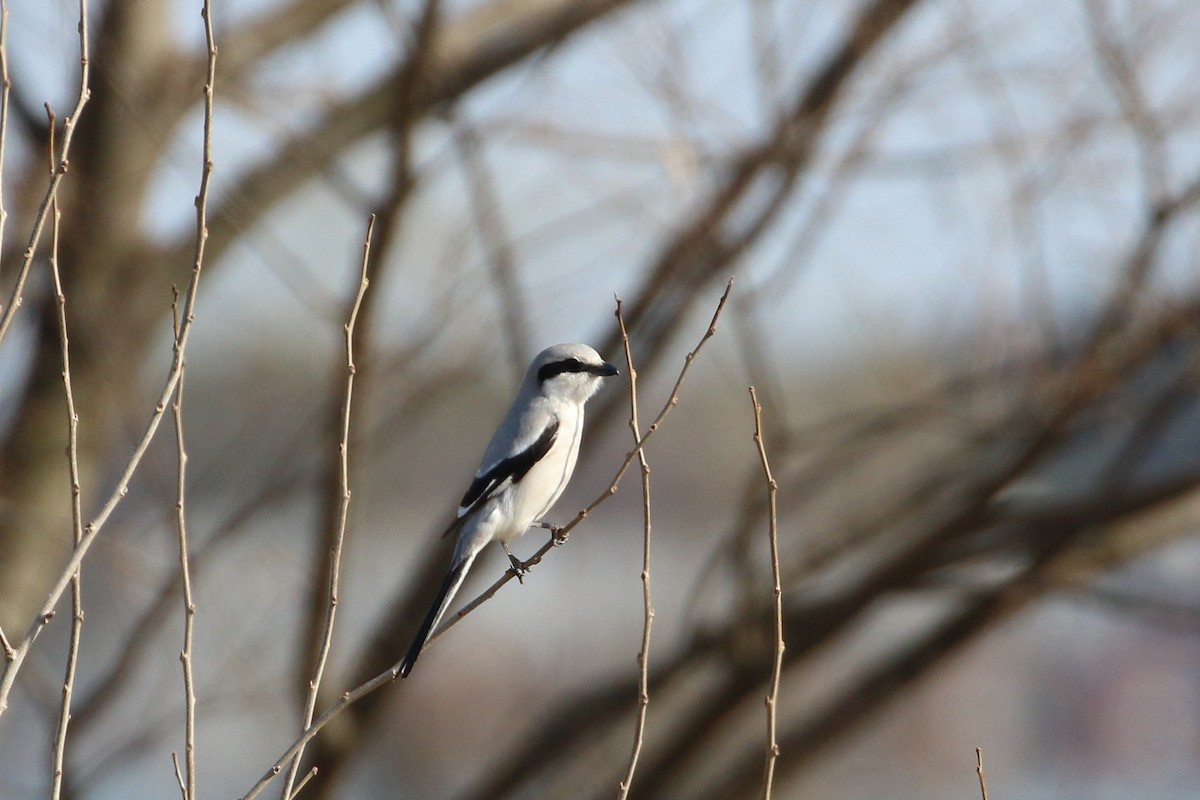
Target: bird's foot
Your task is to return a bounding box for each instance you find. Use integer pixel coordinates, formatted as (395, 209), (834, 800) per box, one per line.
(533, 520), (568, 546)
(507, 552), (528, 583)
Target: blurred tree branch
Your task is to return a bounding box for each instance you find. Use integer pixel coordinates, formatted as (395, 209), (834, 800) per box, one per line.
(160, 0), (651, 277)
(591, 0), (922, 428)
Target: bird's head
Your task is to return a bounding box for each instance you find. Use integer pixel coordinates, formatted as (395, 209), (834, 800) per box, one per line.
(529, 343), (619, 404)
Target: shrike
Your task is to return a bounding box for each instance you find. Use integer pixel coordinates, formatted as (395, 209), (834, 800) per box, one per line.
(399, 343), (619, 677)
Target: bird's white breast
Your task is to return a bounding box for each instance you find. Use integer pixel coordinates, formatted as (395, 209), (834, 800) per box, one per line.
(497, 400), (583, 544)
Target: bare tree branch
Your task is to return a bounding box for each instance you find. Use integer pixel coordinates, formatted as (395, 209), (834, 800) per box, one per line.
(169, 289), (197, 800)
(281, 213), (374, 800)
(0, 0), (10, 281)
(614, 298), (654, 800)
(976, 747), (990, 800)
(0, 0), (90, 346)
(46, 102), (85, 800)
(748, 387), (783, 800)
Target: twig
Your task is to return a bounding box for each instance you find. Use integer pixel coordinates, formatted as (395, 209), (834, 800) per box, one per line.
(975, 747), (989, 800)
(171, 289), (198, 800)
(429, 277), (734, 645)
(0, 0), (11, 281)
(289, 768), (318, 800)
(172, 752), (188, 798)
(0, 0), (215, 721)
(0, 0), (89, 346)
(240, 279), (734, 800)
(280, 214), (375, 800)
(615, 298), (653, 800)
(749, 386), (783, 799)
(47, 103), (85, 800)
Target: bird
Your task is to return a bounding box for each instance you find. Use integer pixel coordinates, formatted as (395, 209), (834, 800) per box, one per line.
(398, 343), (619, 678)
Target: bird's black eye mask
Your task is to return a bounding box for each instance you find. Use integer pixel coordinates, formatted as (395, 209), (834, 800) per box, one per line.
(537, 357), (617, 383)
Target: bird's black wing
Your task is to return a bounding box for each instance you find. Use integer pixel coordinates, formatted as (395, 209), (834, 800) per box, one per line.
(456, 416), (559, 520)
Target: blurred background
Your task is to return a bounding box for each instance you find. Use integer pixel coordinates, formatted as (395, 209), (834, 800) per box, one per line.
(3, 0), (1200, 798)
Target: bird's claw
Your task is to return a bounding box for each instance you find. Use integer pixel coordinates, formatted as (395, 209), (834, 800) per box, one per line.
(533, 519), (568, 546)
(507, 553), (528, 583)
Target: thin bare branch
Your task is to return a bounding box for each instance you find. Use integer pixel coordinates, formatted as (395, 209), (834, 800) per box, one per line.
(166, 6), (219, 789)
(976, 747), (990, 800)
(186, 5), (219, 782)
(0, 0), (10, 280)
(289, 767), (319, 800)
(282, 214), (375, 800)
(47, 103), (85, 800)
(614, 298), (653, 800)
(0, 0), (89, 345)
(171, 288), (198, 800)
(172, 752), (188, 799)
(748, 387), (783, 800)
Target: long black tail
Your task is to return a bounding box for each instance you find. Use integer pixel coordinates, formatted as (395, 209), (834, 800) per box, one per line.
(398, 557), (471, 678)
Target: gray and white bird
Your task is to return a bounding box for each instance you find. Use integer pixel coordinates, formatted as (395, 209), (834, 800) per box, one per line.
(399, 343), (619, 678)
